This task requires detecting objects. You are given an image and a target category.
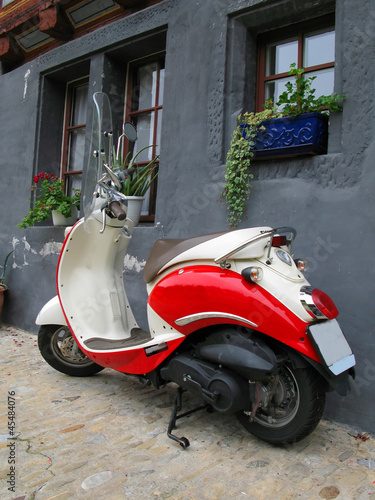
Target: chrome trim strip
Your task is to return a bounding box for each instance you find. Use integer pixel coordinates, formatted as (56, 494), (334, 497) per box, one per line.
(175, 312), (258, 328)
(328, 354), (356, 375)
(300, 285), (327, 319)
(214, 230), (273, 266)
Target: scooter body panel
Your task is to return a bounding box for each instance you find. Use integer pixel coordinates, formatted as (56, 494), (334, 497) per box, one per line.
(148, 264), (321, 363)
(36, 295), (67, 326)
(54, 215), (186, 374)
(57, 216), (138, 341)
(80, 337), (185, 374)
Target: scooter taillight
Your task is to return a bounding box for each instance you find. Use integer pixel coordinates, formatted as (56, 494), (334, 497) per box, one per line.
(272, 235), (287, 246)
(300, 286), (339, 320)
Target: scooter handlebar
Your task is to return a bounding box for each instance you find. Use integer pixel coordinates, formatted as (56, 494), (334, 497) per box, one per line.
(109, 201), (126, 220)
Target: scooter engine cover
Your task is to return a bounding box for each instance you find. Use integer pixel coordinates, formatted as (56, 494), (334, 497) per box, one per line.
(161, 353), (249, 413)
(195, 328), (278, 381)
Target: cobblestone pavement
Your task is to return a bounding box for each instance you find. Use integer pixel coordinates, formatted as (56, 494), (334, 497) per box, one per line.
(1, 325), (374, 500)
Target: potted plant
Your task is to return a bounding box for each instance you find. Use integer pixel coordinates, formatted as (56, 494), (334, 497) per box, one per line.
(222, 63), (344, 228)
(113, 145), (158, 226)
(18, 172), (81, 229)
(0, 251), (13, 316)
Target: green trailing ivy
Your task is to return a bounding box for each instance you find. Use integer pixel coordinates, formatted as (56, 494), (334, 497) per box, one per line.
(222, 109), (281, 228)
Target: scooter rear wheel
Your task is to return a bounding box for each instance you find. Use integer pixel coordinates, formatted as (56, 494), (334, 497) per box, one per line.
(38, 324), (105, 377)
(236, 365), (325, 445)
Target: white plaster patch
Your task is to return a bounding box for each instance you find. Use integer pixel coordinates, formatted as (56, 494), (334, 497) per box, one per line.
(40, 242), (63, 256)
(23, 69), (31, 99)
(11, 237), (21, 269)
(22, 236), (37, 254)
(123, 255), (146, 273)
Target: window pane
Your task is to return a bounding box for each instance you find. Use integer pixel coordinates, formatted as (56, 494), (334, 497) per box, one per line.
(305, 68), (335, 97)
(304, 30), (335, 67)
(156, 109), (162, 156)
(71, 83), (88, 125)
(133, 113), (154, 162)
(141, 187), (151, 216)
(265, 76), (291, 105)
(128, 57), (164, 219)
(132, 62), (158, 111)
(266, 40), (298, 76)
(67, 128), (86, 171)
(66, 174), (82, 198)
(158, 68), (165, 106)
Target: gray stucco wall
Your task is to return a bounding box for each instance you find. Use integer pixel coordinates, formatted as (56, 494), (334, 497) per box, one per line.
(1, 0), (374, 432)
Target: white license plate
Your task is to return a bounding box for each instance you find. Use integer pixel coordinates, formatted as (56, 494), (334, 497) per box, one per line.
(307, 319), (355, 375)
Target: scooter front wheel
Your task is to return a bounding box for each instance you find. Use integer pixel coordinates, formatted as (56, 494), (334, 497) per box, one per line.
(236, 365), (325, 445)
(38, 325), (105, 377)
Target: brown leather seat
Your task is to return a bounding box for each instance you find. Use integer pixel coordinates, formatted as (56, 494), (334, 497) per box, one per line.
(143, 231), (227, 283)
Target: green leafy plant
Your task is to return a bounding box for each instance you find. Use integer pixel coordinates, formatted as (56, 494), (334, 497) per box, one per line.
(113, 145), (159, 197)
(222, 63), (344, 228)
(0, 251), (13, 290)
(19, 173), (81, 229)
(264, 63), (344, 115)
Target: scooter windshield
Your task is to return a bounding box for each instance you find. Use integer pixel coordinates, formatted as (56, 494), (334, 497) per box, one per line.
(83, 92), (114, 223)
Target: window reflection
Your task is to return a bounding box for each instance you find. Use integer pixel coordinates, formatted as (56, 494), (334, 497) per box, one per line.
(266, 40), (298, 76)
(304, 30), (335, 67)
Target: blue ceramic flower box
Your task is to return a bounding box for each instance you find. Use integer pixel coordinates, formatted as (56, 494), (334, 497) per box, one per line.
(241, 112), (329, 160)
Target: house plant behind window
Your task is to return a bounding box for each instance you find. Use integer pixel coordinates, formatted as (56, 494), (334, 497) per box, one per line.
(113, 145), (158, 226)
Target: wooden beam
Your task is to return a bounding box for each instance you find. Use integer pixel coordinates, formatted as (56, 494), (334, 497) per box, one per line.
(114, 0), (147, 8)
(39, 5), (74, 39)
(0, 35), (24, 64)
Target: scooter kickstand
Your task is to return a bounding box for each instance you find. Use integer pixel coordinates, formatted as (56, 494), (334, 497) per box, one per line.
(167, 386), (208, 449)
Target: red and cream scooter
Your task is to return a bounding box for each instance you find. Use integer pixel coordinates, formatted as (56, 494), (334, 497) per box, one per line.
(36, 93), (355, 447)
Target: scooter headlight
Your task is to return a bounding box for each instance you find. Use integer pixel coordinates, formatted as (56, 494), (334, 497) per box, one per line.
(242, 266), (263, 283)
(277, 250), (292, 266)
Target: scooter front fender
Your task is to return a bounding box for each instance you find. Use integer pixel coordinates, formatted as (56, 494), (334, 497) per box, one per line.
(36, 296), (67, 326)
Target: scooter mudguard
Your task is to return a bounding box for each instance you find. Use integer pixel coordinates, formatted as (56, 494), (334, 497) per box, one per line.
(36, 295), (67, 326)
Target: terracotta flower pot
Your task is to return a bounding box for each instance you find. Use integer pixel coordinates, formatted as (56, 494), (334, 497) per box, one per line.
(0, 285), (6, 317)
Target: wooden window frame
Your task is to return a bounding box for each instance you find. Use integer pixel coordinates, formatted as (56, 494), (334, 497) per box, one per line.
(124, 54), (165, 223)
(256, 15), (335, 111)
(61, 76), (89, 194)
